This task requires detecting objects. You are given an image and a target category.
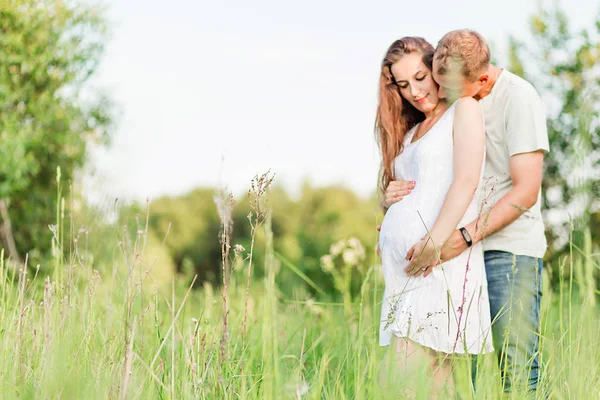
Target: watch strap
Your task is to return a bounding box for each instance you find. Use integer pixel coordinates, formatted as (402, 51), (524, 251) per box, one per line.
(459, 227), (473, 247)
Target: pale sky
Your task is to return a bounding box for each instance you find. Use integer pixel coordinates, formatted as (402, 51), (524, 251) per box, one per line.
(85, 0), (598, 203)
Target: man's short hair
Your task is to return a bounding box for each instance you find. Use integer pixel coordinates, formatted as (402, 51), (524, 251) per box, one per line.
(434, 29), (491, 82)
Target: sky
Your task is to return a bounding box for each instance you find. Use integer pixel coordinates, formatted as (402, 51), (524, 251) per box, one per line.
(85, 0), (599, 204)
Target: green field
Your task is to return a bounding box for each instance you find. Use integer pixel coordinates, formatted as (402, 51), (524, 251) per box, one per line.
(1, 213), (598, 400)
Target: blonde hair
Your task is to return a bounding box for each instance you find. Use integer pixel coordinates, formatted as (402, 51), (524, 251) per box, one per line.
(434, 29), (490, 82)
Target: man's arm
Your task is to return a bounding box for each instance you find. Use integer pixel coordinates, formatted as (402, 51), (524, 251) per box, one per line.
(439, 150), (544, 262)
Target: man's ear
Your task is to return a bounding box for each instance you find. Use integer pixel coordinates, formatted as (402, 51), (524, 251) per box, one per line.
(478, 74), (490, 85)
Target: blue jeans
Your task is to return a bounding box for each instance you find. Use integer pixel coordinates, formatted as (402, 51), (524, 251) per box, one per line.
(473, 250), (543, 392)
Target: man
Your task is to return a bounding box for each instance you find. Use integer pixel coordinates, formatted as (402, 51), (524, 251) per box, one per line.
(382, 29), (549, 393)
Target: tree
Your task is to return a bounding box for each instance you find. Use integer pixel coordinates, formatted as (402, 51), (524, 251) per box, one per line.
(0, 0), (113, 267)
(148, 189), (223, 284)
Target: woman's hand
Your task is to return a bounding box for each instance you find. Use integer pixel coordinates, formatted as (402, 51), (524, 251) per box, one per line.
(404, 236), (442, 277)
(383, 180), (416, 208)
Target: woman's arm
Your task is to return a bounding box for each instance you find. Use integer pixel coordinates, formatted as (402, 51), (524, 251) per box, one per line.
(405, 98), (485, 274)
(428, 98), (485, 245)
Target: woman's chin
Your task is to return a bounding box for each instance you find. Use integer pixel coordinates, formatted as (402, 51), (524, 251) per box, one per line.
(413, 101), (433, 113)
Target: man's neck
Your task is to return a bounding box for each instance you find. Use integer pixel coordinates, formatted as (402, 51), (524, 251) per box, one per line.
(477, 64), (503, 100)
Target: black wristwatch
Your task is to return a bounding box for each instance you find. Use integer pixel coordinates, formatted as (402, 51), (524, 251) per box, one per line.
(459, 227), (473, 247)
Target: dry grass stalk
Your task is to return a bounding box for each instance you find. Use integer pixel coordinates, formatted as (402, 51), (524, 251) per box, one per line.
(214, 189), (235, 366)
(242, 171), (275, 352)
(120, 317), (137, 400)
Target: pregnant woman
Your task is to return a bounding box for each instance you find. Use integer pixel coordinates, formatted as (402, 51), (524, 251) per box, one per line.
(375, 37), (493, 397)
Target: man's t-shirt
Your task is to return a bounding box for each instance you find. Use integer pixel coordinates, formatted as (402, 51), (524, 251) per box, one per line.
(479, 70), (550, 259)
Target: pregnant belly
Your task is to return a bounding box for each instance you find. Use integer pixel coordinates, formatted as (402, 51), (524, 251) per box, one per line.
(379, 194), (442, 255)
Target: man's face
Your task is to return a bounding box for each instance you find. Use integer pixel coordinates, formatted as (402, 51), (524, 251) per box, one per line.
(432, 59), (487, 101)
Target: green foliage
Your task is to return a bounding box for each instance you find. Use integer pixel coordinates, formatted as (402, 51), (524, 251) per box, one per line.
(145, 182), (380, 296)
(1, 202), (599, 399)
(290, 183), (379, 295)
(0, 0), (112, 267)
(148, 189), (222, 284)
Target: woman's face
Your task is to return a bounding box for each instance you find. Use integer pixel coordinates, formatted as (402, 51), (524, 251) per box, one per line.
(390, 53), (440, 114)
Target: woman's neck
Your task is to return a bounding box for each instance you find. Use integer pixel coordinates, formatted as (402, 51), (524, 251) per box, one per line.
(423, 100), (449, 120)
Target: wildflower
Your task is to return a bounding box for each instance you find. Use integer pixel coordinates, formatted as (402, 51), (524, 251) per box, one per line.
(347, 237), (362, 250)
(329, 240), (345, 257)
(320, 255), (334, 272)
(343, 249), (358, 266)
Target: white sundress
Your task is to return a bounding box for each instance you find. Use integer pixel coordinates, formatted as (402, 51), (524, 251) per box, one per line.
(378, 102), (494, 354)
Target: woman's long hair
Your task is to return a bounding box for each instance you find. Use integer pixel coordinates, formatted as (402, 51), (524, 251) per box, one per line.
(375, 37), (435, 200)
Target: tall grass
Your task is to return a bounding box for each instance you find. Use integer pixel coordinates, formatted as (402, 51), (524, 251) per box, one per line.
(0, 176), (598, 399)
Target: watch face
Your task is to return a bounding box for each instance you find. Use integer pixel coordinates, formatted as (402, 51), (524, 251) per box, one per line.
(461, 228), (471, 242)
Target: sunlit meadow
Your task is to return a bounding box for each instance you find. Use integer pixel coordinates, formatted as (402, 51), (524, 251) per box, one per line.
(0, 170), (598, 400)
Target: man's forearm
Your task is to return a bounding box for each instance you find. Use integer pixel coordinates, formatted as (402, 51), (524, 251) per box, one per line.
(465, 186), (537, 244)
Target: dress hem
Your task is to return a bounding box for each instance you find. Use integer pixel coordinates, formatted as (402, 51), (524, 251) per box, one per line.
(379, 331), (494, 356)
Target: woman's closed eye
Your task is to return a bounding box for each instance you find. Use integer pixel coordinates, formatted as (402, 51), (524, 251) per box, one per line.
(398, 74), (426, 88)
